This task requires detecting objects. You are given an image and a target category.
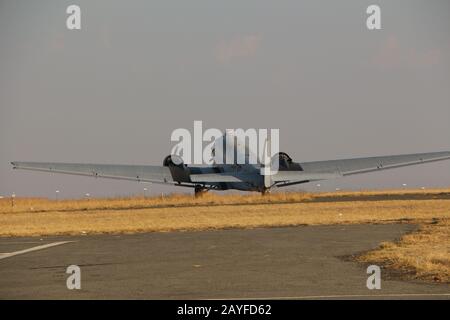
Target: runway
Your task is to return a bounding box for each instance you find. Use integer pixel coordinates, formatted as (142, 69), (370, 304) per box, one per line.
(0, 224), (448, 299)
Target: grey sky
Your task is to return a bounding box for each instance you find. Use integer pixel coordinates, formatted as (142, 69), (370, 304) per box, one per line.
(1, 0), (449, 198)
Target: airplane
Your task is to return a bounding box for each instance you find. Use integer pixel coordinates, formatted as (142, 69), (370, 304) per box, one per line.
(11, 131), (450, 197)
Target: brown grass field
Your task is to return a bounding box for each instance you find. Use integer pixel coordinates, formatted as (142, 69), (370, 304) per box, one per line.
(0, 188), (449, 283)
(358, 219), (449, 283)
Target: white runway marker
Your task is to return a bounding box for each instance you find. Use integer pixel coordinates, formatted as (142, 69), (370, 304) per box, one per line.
(0, 241), (74, 260)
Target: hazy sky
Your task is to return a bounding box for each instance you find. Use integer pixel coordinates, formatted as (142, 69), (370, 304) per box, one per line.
(1, 0), (449, 198)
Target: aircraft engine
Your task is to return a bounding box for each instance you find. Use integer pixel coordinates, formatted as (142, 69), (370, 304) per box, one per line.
(271, 152), (303, 171)
(163, 155), (185, 167)
(163, 155), (191, 182)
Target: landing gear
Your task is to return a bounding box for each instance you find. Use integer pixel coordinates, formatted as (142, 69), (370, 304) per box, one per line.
(261, 188), (271, 196)
(194, 186), (208, 198)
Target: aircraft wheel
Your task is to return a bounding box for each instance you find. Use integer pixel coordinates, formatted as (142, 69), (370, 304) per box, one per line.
(194, 186), (208, 198)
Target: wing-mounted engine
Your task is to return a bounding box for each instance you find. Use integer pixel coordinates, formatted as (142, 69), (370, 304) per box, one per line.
(163, 155), (191, 183)
(272, 152), (304, 171)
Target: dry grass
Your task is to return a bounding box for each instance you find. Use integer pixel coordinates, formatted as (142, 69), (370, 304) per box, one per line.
(1, 190), (449, 237)
(0, 192), (314, 214)
(3, 198), (450, 236)
(358, 219), (450, 283)
(1, 188), (448, 214)
(1, 189), (449, 283)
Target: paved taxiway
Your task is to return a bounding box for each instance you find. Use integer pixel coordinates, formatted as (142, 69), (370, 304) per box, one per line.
(0, 224), (449, 299)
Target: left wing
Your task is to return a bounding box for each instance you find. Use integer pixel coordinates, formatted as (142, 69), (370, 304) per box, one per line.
(11, 161), (180, 185)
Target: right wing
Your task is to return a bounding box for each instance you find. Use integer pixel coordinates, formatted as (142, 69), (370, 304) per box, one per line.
(272, 151), (450, 187)
(11, 161), (180, 185)
(298, 151), (450, 176)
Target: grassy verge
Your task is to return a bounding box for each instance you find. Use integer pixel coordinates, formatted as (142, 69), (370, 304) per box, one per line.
(1, 198), (449, 237)
(357, 219), (450, 283)
(1, 188), (449, 214)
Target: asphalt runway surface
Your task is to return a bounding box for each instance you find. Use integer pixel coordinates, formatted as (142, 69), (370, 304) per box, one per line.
(0, 224), (449, 299)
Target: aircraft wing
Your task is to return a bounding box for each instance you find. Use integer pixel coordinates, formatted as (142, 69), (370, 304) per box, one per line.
(298, 151), (450, 176)
(11, 161), (178, 185)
